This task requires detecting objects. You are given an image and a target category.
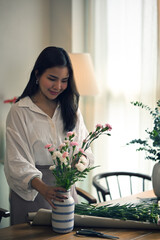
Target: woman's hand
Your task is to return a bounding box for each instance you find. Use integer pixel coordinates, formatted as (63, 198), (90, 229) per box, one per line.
(31, 177), (68, 208)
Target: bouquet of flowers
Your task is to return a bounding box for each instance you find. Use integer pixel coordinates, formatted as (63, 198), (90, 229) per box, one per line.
(45, 124), (112, 190)
(127, 100), (160, 162)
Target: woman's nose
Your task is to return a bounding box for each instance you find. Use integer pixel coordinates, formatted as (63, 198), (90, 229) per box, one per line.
(53, 81), (61, 90)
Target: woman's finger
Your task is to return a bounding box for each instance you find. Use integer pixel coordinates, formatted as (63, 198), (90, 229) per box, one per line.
(56, 193), (68, 199)
(54, 187), (66, 192)
(48, 199), (56, 209)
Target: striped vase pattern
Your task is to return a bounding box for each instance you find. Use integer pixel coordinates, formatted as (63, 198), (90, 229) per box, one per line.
(52, 189), (75, 233)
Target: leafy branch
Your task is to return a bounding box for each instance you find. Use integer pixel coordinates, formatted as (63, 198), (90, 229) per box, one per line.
(75, 202), (160, 224)
(127, 101), (160, 162)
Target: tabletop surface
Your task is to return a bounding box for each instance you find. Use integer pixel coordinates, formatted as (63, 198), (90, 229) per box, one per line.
(0, 190), (160, 240)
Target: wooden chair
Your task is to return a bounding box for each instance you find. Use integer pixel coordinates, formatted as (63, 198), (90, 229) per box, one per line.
(93, 171), (151, 202)
(0, 208), (10, 223)
(76, 187), (97, 204)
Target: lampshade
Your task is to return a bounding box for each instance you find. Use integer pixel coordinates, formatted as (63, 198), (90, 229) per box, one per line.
(69, 53), (99, 96)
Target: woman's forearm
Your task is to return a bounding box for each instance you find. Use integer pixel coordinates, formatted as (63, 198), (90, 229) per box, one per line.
(31, 177), (47, 196)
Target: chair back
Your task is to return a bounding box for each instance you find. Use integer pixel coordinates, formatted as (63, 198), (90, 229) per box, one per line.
(92, 171), (152, 202)
(0, 208), (10, 223)
(76, 187), (97, 204)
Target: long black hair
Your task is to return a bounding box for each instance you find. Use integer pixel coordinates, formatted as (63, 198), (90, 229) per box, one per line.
(17, 46), (79, 131)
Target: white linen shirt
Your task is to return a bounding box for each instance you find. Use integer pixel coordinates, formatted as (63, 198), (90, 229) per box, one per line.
(4, 96), (94, 201)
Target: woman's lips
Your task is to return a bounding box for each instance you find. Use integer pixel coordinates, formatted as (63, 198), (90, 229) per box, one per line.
(49, 90), (60, 95)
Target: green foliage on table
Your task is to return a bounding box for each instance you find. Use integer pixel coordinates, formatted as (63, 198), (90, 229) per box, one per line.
(75, 202), (160, 224)
(127, 100), (160, 162)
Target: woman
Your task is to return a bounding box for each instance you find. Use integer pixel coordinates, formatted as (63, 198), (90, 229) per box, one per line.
(4, 46), (94, 225)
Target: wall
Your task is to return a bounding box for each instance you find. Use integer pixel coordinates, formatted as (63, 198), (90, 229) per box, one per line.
(0, 0), (86, 228)
(50, 0), (85, 52)
(0, 0), (51, 228)
(50, 0), (72, 52)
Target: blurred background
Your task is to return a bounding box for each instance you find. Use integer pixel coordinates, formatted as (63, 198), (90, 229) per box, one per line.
(0, 0), (160, 228)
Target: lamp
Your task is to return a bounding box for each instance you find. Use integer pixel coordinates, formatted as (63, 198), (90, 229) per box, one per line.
(69, 53), (99, 96)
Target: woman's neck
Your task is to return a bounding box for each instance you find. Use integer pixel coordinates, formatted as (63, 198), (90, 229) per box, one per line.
(31, 93), (58, 118)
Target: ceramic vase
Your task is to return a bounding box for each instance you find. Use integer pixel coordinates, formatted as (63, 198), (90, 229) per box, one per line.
(52, 189), (75, 233)
(152, 161), (160, 198)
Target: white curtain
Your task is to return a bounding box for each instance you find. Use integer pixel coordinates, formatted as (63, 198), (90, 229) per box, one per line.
(81, 0), (158, 196)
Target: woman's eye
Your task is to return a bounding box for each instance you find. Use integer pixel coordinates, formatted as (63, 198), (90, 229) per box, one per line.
(48, 77), (55, 81)
(60, 78), (68, 83)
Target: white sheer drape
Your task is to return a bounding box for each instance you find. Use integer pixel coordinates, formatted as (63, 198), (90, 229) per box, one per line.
(81, 0), (158, 196)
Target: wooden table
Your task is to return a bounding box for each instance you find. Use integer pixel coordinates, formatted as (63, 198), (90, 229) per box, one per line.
(0, 190), (160, 240)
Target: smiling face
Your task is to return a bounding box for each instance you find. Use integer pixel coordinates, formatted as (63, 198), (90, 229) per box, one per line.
(36, 66), (69, 102)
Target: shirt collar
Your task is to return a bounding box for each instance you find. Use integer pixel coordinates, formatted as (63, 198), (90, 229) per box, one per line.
(18, 96), (60, 116)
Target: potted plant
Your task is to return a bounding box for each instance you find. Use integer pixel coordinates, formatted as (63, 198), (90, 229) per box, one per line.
(127, 100), (160, 197)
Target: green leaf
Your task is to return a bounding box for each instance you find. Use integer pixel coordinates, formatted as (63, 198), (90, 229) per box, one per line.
(75, 202), (160, 224)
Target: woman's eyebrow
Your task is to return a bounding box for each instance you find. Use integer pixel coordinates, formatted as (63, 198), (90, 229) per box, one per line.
(48, 74), (57, 78)
(48, 74), (69, 79)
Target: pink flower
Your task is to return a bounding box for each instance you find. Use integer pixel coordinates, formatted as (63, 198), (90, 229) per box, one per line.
(4, 97), (17, 104)
(48, 147), (55, 152)
(105, 123), (112, 131)
(59, 143), (66, 149)
(79, 148), (84, 154)
(96, 124), (103, 128)
(62, 152), (69, 158)
(70, 142), (78, 146)
(67, 132), (74, 137)
(45, 144), (52, 149)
